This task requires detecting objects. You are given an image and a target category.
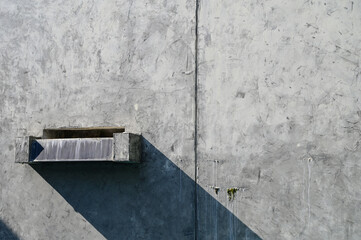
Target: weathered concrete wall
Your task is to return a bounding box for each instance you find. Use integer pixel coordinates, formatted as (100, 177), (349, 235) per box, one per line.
(198, 0), (361, 239)
(0, 0), (197, 239)
(1, 0), (361, 239)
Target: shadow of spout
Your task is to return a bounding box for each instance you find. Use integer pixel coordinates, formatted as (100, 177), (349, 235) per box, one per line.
(0, 219), (20, 240)
(31, 137), (261, 239)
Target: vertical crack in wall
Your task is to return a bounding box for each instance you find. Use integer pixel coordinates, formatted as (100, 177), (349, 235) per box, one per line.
(194, 0), (200, 239)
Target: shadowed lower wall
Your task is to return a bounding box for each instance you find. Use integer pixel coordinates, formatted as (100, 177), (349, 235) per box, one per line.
(31, 138), (260, 240)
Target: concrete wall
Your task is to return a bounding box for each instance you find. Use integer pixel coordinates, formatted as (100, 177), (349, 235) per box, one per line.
(0, 0), (197, 239)
(0, 0), (360, 239)
(197, 0), (361, 239)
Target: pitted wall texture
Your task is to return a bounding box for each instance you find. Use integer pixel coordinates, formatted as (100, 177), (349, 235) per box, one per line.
(197, 0), (361, 239)
(1, 0), (361, 239)
(0, 0), (195, 239)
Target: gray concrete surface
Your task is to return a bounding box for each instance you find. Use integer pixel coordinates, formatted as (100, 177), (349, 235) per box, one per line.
(1, 0), (361, 239)
(0, 0), (197, 239)
(114, 133), (142, 162)
(197, 0), (361, 239)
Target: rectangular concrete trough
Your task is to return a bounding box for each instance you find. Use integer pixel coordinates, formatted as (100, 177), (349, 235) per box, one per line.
(30, 138), (114, 162)
(15, 130), (141, 163)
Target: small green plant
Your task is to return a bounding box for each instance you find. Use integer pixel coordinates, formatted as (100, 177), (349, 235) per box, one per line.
(227, 188), (238, 200)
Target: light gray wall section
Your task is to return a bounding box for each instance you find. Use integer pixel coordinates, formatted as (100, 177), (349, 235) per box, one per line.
(198, 0), (361, 239)
(0, 0), (195, 239)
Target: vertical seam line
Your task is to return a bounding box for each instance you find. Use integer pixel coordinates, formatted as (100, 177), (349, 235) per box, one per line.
(194, 0), (199, 239)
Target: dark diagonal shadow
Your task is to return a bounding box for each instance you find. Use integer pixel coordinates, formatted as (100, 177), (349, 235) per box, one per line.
(0, 219), (20, 240)
(31, 137), (261, 240)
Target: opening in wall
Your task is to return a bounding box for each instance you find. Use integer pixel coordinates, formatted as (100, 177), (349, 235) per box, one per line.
(42, 127), (125, 139)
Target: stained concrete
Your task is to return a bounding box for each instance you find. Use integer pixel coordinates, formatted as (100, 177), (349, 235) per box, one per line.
(197, 0), (361, 239)
(1, 0), (361, 239)
(0, 0), (196, 239)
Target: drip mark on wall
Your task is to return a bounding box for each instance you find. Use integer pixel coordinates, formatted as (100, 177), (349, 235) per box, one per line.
(212, 160), (219, 194)
(307, 157), (312, 226)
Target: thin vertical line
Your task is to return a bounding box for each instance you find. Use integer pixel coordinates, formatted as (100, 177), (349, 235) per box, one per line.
(194, 0), (199, 239)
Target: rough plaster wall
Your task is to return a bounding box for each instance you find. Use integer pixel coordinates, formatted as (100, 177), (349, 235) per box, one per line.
(197, 0), (361, 239)
(0, 0), (195, 239)
(1, 0), (361, 239)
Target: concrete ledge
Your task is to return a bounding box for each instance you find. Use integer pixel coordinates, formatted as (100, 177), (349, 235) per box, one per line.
(15, 136), (38, 163)
(15, 131), (141, 163)
(114, 133), (142, 163)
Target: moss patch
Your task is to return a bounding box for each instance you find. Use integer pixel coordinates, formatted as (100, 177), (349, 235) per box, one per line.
(227, 188), (238, 200)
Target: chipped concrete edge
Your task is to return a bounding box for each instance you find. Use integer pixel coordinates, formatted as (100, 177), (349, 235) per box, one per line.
(15, 136), (39, 163)
(113, 133), (142, 163)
